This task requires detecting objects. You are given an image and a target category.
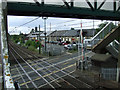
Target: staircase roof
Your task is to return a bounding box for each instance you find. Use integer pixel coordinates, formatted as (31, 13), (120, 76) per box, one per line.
(91, 54), (112, 62)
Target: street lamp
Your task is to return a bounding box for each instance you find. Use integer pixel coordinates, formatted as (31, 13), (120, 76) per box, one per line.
(42, 17), (48, 52)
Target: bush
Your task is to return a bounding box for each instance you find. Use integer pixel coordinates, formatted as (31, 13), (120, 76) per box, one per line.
(28, 46), (36, 51)
(25, 40), (32, 46)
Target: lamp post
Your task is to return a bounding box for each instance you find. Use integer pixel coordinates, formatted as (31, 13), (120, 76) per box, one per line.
(42, 17), (48, 52)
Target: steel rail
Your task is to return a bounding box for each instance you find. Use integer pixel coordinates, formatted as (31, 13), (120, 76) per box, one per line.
(11, 61), (75, 79)
(15, 65), (29, 88)
(9, 42), (91, 73)
(20, 69), (75, 87)
(26, 51), (93, 88)
(38, 70), (75, 88)
(9, 43), (82, 88)
(31, 60), (76, 88)
(38, 58), (93, 88)
(9, 42), (93, 88)
(10, 45), (56, 89)
(12, 44), (92, 88)
(9, 50), (38, 88)
(33, 64), (61, 88)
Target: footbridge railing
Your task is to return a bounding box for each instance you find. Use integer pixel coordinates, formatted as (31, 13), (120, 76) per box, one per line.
(85, 22), (114, 49)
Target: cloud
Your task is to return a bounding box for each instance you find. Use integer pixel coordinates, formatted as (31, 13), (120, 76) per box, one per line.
(8, 16), (117, 35)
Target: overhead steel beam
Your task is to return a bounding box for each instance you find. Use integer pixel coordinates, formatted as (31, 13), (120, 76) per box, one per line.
(117, 6), (120, 12)
(62, 0), (70, 8)
(71, 0), (74, 8)
(7, 2), (120, 21)
(34, 0), (40, 6)
(86, 0), (94, 11)
(114, 0), (116, 12)
(41, 0), (44, 5)
(97, 0), (106, 10)
(94, 0), (97, 10)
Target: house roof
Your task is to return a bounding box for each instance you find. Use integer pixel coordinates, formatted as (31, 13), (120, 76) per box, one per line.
(50, 30), (67, 37)
(27, 29), (96, 38)
(27, 31), (43, 38)
(50, 29), (96, 37)
(62, 30), (79, 37)
(40, 31), (55, 37)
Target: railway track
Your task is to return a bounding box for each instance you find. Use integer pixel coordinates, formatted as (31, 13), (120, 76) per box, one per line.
(9, 42), (93, 89)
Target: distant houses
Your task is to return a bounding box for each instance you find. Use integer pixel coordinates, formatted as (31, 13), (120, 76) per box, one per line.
(26, 28), (96, 43)
(26, 31), (43, 40)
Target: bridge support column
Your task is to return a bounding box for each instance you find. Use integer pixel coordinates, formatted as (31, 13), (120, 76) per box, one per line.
(0, 0), (15, 89)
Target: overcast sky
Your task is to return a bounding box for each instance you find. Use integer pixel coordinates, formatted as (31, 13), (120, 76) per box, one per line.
(8, 16), (106, 35)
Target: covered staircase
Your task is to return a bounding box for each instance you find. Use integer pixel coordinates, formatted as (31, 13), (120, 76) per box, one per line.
(90, 22), (120, 53)
(89, 22), (120, 82)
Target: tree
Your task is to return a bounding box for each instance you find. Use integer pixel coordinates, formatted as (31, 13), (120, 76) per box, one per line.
(96, 22), (108, 33)
(71, 28), (74, 30)
(96, 22), (116, 34)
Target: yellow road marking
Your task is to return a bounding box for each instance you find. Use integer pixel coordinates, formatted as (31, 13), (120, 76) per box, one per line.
(20, 63), (75, 86)
(63, 62), (69, 65)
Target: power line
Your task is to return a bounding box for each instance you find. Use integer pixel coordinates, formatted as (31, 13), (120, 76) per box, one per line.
(16, 17), (40, 28)
(10, 17), (40, 33)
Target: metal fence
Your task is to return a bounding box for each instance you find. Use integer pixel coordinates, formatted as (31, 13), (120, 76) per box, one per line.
(101, 68), (117, 81)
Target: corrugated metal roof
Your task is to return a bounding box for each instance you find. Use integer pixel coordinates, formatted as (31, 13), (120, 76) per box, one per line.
(62, 30), (79, 37)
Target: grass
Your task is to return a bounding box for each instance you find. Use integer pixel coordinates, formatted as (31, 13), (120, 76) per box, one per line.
(28, 46), (36, 51)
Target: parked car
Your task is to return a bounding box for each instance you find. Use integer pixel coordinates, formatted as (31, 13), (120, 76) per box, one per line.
(76, 43), (82, 48)
(63, 42), (68, 45)
(58, 42), (63, 45)
(64, 44), (73, 50)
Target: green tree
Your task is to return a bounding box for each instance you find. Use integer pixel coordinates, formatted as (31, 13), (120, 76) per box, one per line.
(96, 22), (116, 34)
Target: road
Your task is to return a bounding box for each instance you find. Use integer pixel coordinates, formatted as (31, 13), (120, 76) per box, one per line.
(8, 41), (94, 89)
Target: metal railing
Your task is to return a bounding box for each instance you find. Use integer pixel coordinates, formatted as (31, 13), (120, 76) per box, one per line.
(85, 22), (114, 49)
(91, 22), (113, 46)
(110, 40), (120, 53)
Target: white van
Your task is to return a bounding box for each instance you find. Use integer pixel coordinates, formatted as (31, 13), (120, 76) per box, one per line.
(84, 39), (92, 49)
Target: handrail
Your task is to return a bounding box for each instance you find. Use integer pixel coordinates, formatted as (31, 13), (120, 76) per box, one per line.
(110, 40), (120, 52)
(90, 22), (113, 47)
(91, 22), (112, 41)
(84, 22), (114, 49)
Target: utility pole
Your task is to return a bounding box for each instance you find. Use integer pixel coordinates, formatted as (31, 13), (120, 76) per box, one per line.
(50, 23), (51, 42)
(39, 25), (41, 54)
(80, 20), (83, 71)
(93, 19), (95, 36)
(42, 17), (48, 52)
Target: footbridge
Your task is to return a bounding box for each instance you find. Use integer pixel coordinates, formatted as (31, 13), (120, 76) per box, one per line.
(0, 0), (120, 89)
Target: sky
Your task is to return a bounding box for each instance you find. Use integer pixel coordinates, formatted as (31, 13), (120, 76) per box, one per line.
(8, 16), (107, 35)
